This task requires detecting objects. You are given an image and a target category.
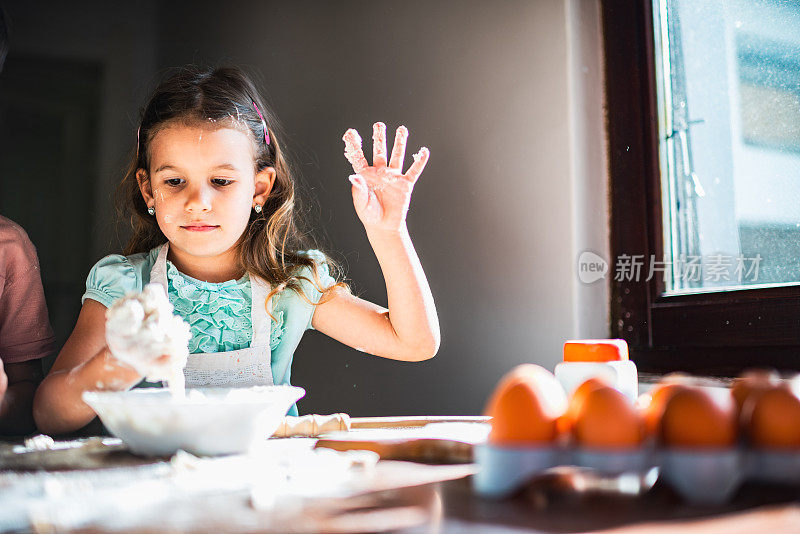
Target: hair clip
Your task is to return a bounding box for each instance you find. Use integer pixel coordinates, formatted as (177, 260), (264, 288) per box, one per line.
(252, 102), (270, 146)
(136, 126), (141, 161)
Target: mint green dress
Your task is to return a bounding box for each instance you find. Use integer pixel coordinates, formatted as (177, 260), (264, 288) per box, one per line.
(83, 245), (335, 416)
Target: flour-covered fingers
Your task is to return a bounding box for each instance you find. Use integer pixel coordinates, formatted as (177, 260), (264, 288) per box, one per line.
(348, 174), (369, 212)
(342, 129), (370, 173)
(388, 125), (408, 170)
(372, 122), (388, 168)
(404, 147), (430, 183)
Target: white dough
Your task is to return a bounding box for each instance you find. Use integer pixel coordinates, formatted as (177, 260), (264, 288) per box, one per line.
(105, 283), (191, 395)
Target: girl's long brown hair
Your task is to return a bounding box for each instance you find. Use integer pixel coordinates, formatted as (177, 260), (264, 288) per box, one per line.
(118, 66), (348, 313)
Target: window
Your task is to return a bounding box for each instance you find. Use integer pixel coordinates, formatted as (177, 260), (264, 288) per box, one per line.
(602, 0), (800, 375)
(655, 0), (800, 292)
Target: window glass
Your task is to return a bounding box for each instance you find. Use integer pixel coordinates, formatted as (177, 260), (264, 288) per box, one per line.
(653, 0), (800, 293)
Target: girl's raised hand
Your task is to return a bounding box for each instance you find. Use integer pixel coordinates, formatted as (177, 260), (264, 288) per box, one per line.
(342, 122), (429, 234)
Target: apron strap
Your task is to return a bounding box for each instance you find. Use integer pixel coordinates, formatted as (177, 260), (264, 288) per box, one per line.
(250, 276), (271, 348)
(149, 243), (170, 293)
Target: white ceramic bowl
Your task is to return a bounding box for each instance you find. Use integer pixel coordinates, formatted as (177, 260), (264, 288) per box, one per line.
(83, 386), (305, 457)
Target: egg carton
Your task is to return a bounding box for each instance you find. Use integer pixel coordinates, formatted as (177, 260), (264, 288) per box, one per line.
(473, 443), (800, 505)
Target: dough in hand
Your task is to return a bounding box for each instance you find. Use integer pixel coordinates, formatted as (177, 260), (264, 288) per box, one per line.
(105, 283), (191, 394)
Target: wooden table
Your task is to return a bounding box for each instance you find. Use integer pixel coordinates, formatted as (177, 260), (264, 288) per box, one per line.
(432, 472), (800, 533)
(3, 435), (800, 533)
(0, 435), (472, 533)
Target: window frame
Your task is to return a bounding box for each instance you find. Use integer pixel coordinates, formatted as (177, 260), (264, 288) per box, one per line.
(602, 0), (800, 376)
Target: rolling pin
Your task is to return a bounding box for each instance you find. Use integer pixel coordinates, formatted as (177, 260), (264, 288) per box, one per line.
(273, 414), (491, 438)
(273, 413), (352, 437)
(350, 415), (491, 429)
(314, 437), (477, 463)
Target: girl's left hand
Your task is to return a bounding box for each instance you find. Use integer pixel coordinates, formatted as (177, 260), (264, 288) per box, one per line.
(342, 122), (429, 234)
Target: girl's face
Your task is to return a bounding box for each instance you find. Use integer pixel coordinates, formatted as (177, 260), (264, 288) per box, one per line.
(138, 124), (274, 266)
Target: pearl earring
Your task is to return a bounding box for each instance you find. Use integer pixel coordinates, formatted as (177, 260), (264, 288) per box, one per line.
(147, 206), (155, 216)
(254, 204), (262, 213)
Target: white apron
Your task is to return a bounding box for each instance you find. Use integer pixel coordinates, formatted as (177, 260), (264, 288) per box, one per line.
(149, 243), (274, 387)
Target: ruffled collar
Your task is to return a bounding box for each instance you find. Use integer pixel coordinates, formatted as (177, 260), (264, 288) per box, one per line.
(163, 260), (285, 353)
(165, 260), (250, 291)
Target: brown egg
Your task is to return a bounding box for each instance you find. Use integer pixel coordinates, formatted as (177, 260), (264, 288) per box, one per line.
(731, 368), (780, 419)
(743, 381), (800, 449)
(485, 364), (568, 445)
(572, 385), (644, 449)
(559, 377), (610, 435)
(660, 387), (737, 447)
(638, 382), (688, 438)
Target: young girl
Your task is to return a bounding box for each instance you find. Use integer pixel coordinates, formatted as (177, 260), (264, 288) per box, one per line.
(33, 66), (439, 435)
